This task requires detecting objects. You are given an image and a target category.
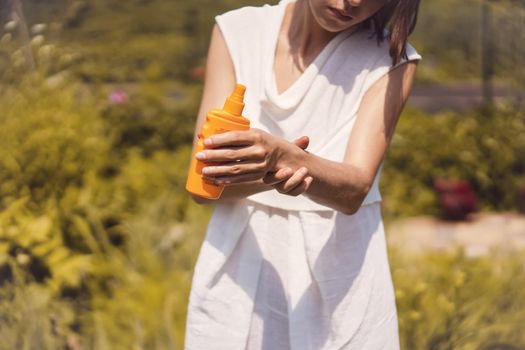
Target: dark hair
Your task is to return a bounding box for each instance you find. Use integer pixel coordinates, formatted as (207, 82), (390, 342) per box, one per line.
(362, 0), (421, 65)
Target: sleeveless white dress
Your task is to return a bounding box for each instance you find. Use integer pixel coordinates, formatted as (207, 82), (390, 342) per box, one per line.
(184, 1), (421, 349)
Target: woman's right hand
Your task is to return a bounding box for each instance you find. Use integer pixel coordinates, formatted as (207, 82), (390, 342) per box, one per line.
(262, 136), (313, 197)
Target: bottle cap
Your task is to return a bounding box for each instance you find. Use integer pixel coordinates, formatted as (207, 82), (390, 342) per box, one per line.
(222, 84), (246, 116)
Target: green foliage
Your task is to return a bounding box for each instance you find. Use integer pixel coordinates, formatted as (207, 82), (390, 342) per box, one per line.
(70, 35), (191, 83)
(381, 104), (525, 219)
(392, 248), (525, 349)
(0, 76), (106, 292)
(79, 202), (211, 349)
(411, 0), (525, 86)
(5, 0), (524, 86)
(0, 70), (204, 347)
(0, 195), (211, 349)
(1, 1), (525, 348)
(0, 267), (74, 350)
(37, 0), (269, 84)
(100, 83), (199, 156)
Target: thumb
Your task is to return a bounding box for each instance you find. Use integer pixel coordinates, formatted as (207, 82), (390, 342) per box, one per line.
(292, 136), (310, 150)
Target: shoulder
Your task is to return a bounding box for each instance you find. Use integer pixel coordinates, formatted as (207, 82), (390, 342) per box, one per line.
(345, 28), (421, 93)
(213, 3), (278, 82)
(354, 28), (422, 67)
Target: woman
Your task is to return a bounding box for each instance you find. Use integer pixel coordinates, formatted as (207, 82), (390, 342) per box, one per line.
(185, 0), (421, 348)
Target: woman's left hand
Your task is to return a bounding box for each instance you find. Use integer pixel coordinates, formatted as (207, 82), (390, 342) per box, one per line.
(195, 128), (301, 185)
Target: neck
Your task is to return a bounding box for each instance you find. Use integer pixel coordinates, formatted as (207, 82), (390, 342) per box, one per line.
(286, 0), (337, 64)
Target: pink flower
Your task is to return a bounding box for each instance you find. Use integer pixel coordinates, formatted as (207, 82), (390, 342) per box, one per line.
(108, 89), (129, 104)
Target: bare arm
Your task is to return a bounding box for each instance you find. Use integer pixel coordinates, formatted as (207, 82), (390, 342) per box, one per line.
(189, 24), (273, 205)
(199, 60), (419, 213)
(288, 61), (419, 214)
(189, 24), (310, 205)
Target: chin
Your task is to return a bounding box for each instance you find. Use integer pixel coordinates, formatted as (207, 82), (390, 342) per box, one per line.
(321, 20), (357, 33)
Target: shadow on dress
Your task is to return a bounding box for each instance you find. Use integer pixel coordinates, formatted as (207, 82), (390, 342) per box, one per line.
(203, 201), (380, 349)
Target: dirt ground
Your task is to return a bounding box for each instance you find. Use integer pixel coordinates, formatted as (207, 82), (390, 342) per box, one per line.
(386, 211), (525, 256)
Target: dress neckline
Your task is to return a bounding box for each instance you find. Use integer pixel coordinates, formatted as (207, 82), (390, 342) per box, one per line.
(263, 0), (359, 111)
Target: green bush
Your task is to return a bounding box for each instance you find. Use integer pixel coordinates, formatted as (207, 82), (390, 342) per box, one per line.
(99, 83), (199, 157)
(2, 2), (525, 347)
(392, 248), (525, 349)
(381, 103), (525, 219)
(0, 73), (204, 348)
(0, 269), (74, 350)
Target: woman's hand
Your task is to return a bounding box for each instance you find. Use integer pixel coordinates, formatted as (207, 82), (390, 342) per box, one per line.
(263, 165), (313, 196)
(262, 136), (313, 196)
(196, 128), (304, 185)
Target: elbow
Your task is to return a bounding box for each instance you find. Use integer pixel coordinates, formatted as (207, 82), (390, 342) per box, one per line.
(341, 203), (361, 215)
(341, 181), (372, 216)
(342, 205), (359, 215)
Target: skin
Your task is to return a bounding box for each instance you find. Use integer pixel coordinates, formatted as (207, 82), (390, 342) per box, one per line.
(191, 0), (418, 215)
(276, 0), (390, 94)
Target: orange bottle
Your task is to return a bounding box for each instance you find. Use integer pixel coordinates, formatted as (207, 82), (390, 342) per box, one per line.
(186, 84), (250, 199)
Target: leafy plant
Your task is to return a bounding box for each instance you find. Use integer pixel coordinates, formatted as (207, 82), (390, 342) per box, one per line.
(381, 103), (525, 219)
(392, 247), (525, 349)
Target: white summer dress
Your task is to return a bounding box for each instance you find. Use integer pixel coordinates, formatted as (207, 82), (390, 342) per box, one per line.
(184, 0), (422, 349)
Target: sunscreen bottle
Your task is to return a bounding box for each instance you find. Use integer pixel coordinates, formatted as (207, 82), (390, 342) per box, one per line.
(186, 84), (250, 199)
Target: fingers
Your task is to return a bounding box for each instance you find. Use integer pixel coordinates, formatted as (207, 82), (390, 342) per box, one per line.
(202, 163), (314, 197)
(273, 167), (313, 196)
(262, 167), (293, 185)
(286, 176), (313, 196)
(204, 171), (265, 185)
(204, 166), (290, 187)
(275, 167), (307, 193)
(202, 158), (266, 177)
(203, 129), (263, 148)
(196, 145), (266, 163)
(292, 135), (310, 150)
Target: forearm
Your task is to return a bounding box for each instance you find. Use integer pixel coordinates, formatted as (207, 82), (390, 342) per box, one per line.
(191, 178), (273, 205)
(286, 151), (372, 214)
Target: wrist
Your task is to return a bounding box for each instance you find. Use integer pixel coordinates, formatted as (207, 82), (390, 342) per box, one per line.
(275, 140), (309, 171)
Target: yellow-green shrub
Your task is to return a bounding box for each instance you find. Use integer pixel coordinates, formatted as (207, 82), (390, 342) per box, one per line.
(392, 248), (525, 349)
(381, 104), (525, 219)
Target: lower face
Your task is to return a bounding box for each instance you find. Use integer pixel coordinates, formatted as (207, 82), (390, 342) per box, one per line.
(307, 0), (389, 33)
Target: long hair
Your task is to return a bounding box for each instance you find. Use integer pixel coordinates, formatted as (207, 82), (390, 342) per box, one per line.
(362, 0), (421, 65)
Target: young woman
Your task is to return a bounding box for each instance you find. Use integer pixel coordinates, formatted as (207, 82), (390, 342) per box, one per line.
(185, 0), (421, 348)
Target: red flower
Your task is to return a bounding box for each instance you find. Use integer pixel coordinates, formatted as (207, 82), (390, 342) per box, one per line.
(433, 179), (477, 220)
(518, 185), (525, 213)
(190, 66), (205, 80)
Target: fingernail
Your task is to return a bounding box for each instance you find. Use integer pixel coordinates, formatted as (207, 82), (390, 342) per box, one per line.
(202, 167), (211, 174)
(195, 152), (205, 160)
(204, 138), (212, 146)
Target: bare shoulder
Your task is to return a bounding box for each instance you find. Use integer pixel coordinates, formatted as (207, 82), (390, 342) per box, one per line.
(196, 23), (236, 131)
(342, 59), (419, 189)
(365, 59), (419, 104)
(205, 24), (236, 100)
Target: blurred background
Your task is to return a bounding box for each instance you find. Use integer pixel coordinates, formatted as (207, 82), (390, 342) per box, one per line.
(0, 0), (524, 349)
